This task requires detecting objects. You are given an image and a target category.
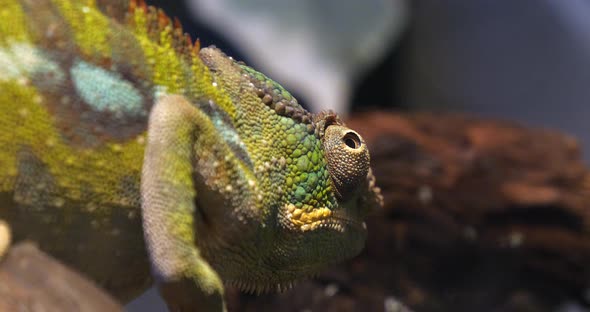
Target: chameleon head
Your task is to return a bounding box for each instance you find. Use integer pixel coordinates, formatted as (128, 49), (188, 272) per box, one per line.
(198, 48), (382, 291)
(274, 111), (381, 280)
(281, 119), (371, 232)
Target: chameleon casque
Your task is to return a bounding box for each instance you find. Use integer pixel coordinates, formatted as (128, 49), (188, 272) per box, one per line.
(0, 0), (382, 310)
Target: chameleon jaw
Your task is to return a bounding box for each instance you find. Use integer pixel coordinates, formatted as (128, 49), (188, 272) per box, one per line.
(283, 203), (362, 233)
(227, 278), (300, 295)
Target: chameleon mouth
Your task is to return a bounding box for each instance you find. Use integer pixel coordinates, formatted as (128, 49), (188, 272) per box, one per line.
(283, 203), (364, 233)
(227, 278), (301, 295)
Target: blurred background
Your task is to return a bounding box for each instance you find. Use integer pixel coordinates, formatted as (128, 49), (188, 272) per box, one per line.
(140, 0), (590, 161)
(129, 0), (590, 311)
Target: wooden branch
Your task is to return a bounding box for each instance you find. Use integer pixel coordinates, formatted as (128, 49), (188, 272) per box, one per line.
(347, 112), (590, 311)
(0, 242), (123, 312)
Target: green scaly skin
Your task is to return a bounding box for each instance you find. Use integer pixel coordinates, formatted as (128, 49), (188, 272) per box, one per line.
(0, 0), (383, 310)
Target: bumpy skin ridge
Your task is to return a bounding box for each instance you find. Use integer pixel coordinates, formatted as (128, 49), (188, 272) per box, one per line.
(0, 0), (382, 310)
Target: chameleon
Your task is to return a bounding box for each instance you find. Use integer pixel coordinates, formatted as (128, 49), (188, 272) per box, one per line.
(0, 0), (382, 311)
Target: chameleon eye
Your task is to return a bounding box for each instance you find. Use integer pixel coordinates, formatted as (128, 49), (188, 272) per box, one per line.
(343, 131), (362, 149)
(323, 125), (370, 200)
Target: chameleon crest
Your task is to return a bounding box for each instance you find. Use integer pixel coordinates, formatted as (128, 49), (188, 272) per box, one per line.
(0, 0), (382, 310)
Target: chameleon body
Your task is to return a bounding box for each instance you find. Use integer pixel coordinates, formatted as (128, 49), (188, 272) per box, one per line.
(0, 0), (382, 310)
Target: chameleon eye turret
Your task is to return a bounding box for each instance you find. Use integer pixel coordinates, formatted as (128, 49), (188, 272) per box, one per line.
(323, 125), (370, 200)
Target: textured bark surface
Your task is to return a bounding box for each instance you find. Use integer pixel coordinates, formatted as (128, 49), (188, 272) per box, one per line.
(228, 111), (590, 312)
(0, 242), (123, 312)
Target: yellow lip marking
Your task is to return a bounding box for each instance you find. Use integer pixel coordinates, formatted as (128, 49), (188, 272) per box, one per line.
(285, 204), (333, 230)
